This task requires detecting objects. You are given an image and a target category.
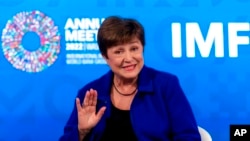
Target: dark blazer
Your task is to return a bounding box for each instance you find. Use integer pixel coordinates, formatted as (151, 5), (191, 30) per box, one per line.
(60, 65), (201, 141)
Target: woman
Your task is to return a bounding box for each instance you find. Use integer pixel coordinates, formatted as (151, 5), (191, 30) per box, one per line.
(60, 16), (201, 141)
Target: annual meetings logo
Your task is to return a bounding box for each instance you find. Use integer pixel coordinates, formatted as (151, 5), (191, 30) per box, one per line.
(1, 10), (61, 73)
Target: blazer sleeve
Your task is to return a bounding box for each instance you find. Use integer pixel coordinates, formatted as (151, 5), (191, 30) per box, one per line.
(59, 88), (92, 141)
(164, 75), (201, 141)
(59, 104), (80, 141)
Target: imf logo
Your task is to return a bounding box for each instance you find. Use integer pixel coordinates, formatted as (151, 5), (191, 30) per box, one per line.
(171, 22), (249, 58)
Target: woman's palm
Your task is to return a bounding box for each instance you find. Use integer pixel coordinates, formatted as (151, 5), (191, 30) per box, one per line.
(76, 89), (106, 131)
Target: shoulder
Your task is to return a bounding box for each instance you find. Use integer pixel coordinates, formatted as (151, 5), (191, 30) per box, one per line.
(143, 66), (179, 84)
(143, 66), (186, 99)
(141, 66), (182, 96)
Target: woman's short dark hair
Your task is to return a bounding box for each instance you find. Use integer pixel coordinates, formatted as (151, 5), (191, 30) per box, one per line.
(97, 16), (145, 58)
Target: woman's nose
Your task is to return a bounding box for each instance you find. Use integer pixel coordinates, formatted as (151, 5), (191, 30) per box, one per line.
(124, 51), (132, 61)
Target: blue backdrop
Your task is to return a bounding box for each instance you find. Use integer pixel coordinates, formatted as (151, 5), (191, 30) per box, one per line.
(1, 0), (250, 141)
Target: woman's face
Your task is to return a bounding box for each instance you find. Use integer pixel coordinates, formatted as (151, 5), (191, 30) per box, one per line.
(104, 38), (144, 80)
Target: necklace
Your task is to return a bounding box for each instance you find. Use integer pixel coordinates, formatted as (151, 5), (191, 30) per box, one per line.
(113, 81), (137, 96)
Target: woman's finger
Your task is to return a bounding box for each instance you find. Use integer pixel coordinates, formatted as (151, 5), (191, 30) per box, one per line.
(92, 90), (98, 106)
(89, 89), (94, 106)
(76, 98), (82, 112)
(83, 90), (90, 107)
(96, 106), (106, 121)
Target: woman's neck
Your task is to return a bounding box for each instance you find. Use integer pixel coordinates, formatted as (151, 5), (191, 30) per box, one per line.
(113, 75), (138, 87)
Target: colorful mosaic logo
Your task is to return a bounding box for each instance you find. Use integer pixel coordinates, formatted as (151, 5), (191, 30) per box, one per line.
(1, 10), (60, 73)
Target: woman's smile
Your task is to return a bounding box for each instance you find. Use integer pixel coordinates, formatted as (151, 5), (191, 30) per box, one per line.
(122, 64), (136, 71)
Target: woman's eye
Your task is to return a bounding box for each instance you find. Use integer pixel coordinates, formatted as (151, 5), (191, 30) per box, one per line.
(132, 47), (138, 51)
(114, 51), (122, 54)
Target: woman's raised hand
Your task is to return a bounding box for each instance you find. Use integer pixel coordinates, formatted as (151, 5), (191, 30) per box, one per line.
(76, 89), (106, 135)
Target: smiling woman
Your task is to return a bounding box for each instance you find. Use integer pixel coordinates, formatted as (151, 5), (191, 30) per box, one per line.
(59, 16), (201, 141)
(104, 38), (144, 81)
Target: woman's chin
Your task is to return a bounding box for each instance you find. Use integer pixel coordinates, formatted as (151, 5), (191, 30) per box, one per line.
(120, 70), (140, 80)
